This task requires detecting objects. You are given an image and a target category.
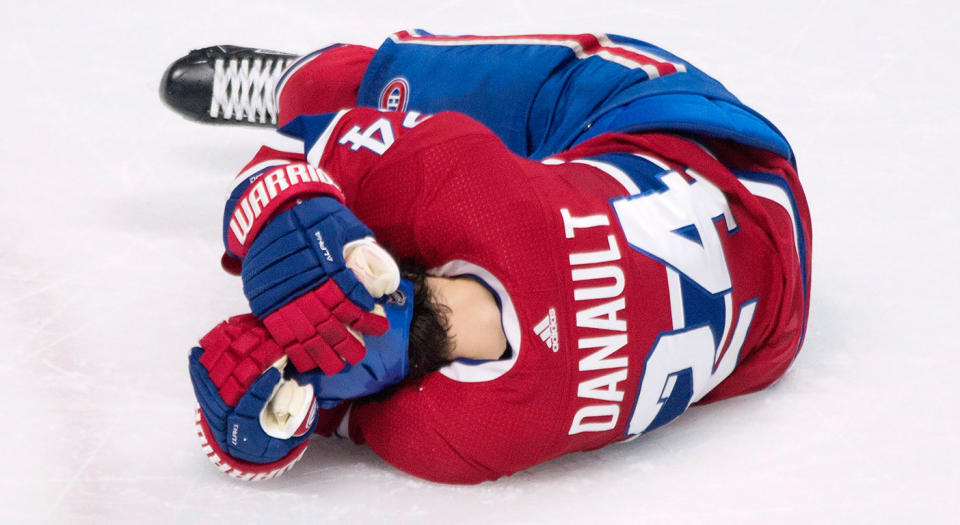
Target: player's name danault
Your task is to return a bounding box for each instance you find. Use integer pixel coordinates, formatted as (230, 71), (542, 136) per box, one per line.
(560, 208), (632, 436)
(229, 162), (341, 247)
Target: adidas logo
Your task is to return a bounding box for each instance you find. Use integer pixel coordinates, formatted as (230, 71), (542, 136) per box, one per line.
(533, 308), (559, 352)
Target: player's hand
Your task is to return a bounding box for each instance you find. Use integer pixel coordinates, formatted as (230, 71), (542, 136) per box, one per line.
(295, 278), (415, 408)
(219, 157), (399, 374)
(239, 197), (398, 374)
(188, 315), (319, 480)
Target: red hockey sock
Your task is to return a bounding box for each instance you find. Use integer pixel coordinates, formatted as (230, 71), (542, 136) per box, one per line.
(276, 44), (376, 127)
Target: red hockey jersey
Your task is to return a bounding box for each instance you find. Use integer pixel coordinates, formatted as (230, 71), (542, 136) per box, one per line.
(236, 107), (811, 484)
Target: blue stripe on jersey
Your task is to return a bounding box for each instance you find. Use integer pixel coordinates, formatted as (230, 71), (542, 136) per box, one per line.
(278, 112), (340, 156)
(579, 147), (740, 351)
(680, 272), (728, 349)
(578, 152), (669, 194)
(732, 169), (809, 298)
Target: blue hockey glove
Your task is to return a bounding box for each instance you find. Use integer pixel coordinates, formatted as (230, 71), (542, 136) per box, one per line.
(189, 315), (319, 480)
(224, 182), (398, 375)
(241, 196), (376, 317)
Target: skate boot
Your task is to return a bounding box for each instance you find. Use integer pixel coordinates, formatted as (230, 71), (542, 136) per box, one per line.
(160, 46), (299, 126)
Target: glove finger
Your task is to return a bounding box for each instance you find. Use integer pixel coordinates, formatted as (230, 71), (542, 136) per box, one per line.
(248, 269), (327, 319)
(331, 331), (367, 365)
(313, 272), (375, 317)
(243, 210), (300, 265)
(327, 294), (387, 336)
(188, 348), (230, 425)
(272, 300), (323, 343)
(316, 208), (375, 302)
(352, 308), (390, 336)
(331, 268), (375, 311)
(312, 315), (366, 366)
(263, 311), (297, 346)
(262, 290), (346, 374)
(284, 342), (316, 373)
(303, 337), (347, 375)
(289, 289), (334, 334)
(244, 247), (321, 299)
(227, 314), (261, 331)
(198, 321), (232, 368)
(234, 367), (283, 418)
(189, 348), (226, 409)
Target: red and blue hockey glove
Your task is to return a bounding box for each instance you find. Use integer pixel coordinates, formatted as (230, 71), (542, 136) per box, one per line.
(296, 278), (414, 408)
(222, 162), (397, 375)
(189, 315), (319, 480)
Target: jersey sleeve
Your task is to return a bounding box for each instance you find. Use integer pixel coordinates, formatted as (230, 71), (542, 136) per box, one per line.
(311, 402), (352, 438)
(345, 391), (500, 484)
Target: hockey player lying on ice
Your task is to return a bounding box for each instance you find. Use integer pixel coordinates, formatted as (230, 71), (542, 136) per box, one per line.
(162, 31), (812, 484)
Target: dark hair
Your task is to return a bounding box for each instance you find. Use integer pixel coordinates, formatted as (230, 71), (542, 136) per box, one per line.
(403, 261), (456, 381)
(357, 260), (454, 403)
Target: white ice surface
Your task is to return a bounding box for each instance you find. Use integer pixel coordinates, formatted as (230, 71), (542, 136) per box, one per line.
(0, 1), (956, 523)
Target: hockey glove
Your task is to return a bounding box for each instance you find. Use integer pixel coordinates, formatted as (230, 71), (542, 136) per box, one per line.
(222, 162), (398, 374)
(189, 315), (319, 480)
(296, 278), (415, 409)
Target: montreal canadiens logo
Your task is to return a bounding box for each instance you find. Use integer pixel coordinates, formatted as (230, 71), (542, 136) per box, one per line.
(378, 77), (410, 112)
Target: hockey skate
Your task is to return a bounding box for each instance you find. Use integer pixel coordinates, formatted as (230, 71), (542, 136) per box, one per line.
(160, 46), (298, 126)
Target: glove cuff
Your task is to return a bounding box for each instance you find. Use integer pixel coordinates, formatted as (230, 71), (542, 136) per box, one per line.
(195, 408), (309, 481)
(225, 162), (345, 259)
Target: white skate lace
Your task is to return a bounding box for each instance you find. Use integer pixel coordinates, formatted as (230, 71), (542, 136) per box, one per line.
(211, 55), (296, 125)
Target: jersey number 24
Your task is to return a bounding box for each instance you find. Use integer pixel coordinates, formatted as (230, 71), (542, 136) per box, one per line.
(612, 166), (757, 437)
